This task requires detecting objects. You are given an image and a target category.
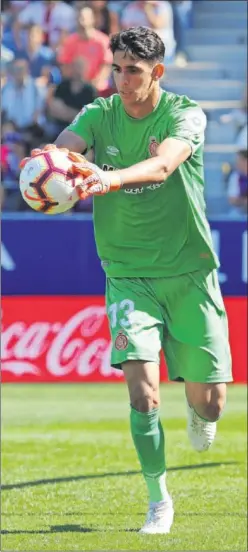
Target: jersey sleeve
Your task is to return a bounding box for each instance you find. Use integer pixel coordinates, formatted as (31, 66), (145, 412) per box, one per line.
(66, 98), (104, 150)
(167, 97), (207, 156)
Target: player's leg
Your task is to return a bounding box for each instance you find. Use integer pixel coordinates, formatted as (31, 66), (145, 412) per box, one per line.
(162, 268), (232, 452)
(185, 382), (226, 452)
(106, 277), (174, 534)
(185, 382), (226, 422)
(122, 360), (174, 534)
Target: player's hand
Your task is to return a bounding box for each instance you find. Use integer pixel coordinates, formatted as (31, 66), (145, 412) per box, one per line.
(19, 144), (90, 170)
(73, 161), (123, 198)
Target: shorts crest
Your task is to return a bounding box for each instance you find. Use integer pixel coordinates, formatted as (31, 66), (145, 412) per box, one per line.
(114, 331), (129, 351)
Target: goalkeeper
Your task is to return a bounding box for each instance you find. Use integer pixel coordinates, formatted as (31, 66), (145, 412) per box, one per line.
(21, 27), (232, 535)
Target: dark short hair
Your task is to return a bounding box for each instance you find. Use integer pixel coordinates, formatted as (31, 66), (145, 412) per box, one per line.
(110, 26), (165, 63)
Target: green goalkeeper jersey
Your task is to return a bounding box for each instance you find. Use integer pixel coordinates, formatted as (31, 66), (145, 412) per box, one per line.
(67, 90), (219, 278)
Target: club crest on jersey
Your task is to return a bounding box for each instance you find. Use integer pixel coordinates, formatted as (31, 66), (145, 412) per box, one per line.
(148, 136), (159, 157)
(114, 331), (129, 351)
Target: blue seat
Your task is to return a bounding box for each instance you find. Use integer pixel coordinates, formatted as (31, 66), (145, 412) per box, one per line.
(185, 29), (247, 47)
(203, 150), (237, 165)
(166, 80), (243, 102)
(204, 169), (226, 194)
(187, 45), (247, 64)
(193, 13), (247, 30)
(205, 122), (237, 145)
(165, 63), (224, 81)
(194, 1), (246, 14)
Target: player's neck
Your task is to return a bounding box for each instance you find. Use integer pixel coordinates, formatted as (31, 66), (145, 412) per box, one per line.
(123, 87), (162, 120)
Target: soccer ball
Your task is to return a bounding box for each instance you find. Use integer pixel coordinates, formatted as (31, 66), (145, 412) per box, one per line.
(19, 149), (81, 214)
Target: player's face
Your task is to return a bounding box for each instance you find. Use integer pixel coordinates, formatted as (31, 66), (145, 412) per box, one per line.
(112, 51), (164, 106)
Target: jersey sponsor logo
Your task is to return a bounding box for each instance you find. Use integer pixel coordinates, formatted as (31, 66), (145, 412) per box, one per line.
(102, 163), (115, 172)
(148, 136), (159, 157)
(101, 164), (163, 194)
(114, 331), (129, 351)
(125, 183), (163, 194)
(125, 187), (144, 194)
(106, 146), (119, 156)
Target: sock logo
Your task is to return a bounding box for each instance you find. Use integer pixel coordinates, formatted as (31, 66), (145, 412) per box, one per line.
(114, 331), (128, 351)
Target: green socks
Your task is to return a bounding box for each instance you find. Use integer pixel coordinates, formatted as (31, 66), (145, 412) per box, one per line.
(130, 406), (169, 503)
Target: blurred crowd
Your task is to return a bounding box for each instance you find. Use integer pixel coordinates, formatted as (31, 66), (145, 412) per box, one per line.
(1, 0), (247, 217)
(221, 86), (247, 219)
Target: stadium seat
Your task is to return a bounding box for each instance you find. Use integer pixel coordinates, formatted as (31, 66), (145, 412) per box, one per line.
(194, 1), (246, 14)
(165, 63), (224, 82)
(203, 147), (237, 165)
(205, 196), (230, 217)
(198, 101), (242, 122)
(165, 80), (243, 102)
(205, 122), (237, 145)
(193, 13), (247, 30)
(186, 45), (247, 64)
(185, 29), (247, 47)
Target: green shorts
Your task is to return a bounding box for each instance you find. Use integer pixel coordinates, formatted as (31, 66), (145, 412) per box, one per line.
(106, 269), (233, 383)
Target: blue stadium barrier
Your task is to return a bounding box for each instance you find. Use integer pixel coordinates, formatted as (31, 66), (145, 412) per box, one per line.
(1, 213), (247, 297)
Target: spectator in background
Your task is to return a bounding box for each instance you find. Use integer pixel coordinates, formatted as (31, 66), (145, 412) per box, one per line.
(220, 84), (247, 148)
(1, 119), (18, 142)
(58, 6), (113, 93)
(88, 0), (114, 36)
(47, 57), (97, 137)
(121, 1), (176, 64)
(171, 1), (192, 66)
(1, 131), (28, 211)
(15, 24), (57, 85)
(1, 64), (8, 89)
(1, 42), (14, 66)
(5, 1), (29, 17)
(108, 1), (131, 33)
(17, 0), (76, 49)
(227, 150), (248, 219)
(2, 58), (46, 137)
(0, 183), (5, 210)
(1, 14), (25, 58)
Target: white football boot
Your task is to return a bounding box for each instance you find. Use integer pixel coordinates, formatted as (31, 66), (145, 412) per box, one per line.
(187, 402), (217, 452)
(139, 499), (174, 534)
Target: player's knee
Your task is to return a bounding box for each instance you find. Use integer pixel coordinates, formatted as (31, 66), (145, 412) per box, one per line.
(198, 399), (225, 422)
(131, 384), (160, 412)
(186, 382), (226, 422)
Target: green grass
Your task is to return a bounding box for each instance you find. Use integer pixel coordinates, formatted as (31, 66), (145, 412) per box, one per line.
(1, 384), (247, 551)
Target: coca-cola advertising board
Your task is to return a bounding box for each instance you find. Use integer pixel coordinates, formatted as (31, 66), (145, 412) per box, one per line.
(1, 296), (247, 383)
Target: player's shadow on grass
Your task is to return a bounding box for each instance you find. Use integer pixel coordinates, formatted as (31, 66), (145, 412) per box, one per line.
(1, 461), (238, 491)
(1, 525), (96, 535)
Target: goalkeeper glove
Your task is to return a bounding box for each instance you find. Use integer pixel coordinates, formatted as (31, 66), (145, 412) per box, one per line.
(72, 161), (123, 198)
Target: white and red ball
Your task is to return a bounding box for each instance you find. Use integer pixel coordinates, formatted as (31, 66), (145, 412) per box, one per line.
(19, 149), (81, 214)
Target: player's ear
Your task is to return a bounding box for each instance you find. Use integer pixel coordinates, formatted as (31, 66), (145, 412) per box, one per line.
(152, 63), (164, 81)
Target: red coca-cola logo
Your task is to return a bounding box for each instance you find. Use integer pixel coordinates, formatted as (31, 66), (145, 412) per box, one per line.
(1, 296), (247, 383)
(1, 297), (124, 381)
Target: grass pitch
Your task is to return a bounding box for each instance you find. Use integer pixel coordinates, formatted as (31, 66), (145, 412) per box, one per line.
(1, 383), (247, 551)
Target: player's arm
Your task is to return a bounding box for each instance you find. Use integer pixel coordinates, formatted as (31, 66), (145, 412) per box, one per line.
(54, 129), (88, 154)
(78, 103), (206, 196)
(116, 138), (191, 188)
(74, 138), (190, 197)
